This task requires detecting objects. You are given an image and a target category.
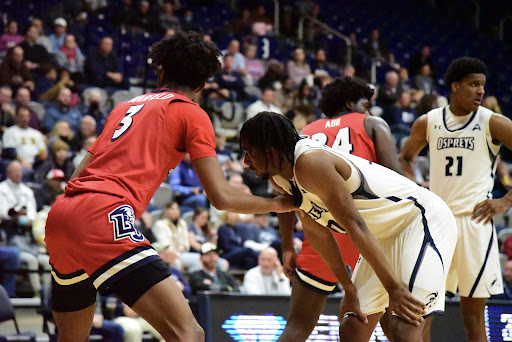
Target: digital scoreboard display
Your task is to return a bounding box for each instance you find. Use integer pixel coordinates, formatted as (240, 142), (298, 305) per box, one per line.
(197, 294), (512, 342)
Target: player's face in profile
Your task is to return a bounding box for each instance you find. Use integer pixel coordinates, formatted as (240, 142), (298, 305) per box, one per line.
(456, 73), (486, 113)
(241, 138), (272, 181)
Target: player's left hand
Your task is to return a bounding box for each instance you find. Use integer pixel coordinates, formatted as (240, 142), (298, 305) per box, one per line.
(339, 290), (367, 324)
(272, 194), (298, 213)
(472, 197), (512, 224)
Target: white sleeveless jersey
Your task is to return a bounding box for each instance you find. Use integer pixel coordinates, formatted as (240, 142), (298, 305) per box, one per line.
(426, 106), (500, 215)
(273, 138), (437, 239)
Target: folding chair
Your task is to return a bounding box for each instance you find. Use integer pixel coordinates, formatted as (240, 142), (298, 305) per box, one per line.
(0, 285), (36, 341)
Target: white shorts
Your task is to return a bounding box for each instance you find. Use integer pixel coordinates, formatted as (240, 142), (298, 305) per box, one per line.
(352, 195), (457, 316)
(445, 215), (503, 298)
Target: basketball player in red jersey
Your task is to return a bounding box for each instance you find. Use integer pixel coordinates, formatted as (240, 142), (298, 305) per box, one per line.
(44, 31), (295, 342)
(276, 76), (400, 341)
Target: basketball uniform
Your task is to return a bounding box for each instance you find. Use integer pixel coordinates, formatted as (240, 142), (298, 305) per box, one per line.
(426, 105), (503, 297)
(45, 89), (217, 293)
(295, 113), (375, 293)
(273, 138), (457, 315)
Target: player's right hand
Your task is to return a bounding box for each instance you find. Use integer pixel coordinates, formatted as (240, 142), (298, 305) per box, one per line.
(282, 249), (297, 280)
(272, 194), (298, 213)
(339, 290), (367, 324)
(387, 284), (426, 325)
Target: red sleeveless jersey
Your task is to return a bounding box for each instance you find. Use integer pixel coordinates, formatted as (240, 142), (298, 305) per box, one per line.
(65, 89), (216, 217)
(302, 112), (376, 162)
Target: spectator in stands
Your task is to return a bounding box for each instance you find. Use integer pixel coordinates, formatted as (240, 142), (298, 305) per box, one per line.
(287, 48), (311, 88)
(215, 133), (242, 176)
(377, 70), (401, 117)
(49, 17), (68, 53)
(85, 36), (125, 90)
(387, 91), (417, 148)
(274, 78), (295, 115)
(188, 207), (211, 253)
(2, 105), (47, 174)
(0, 86), (15, 139)
(159, 1), (181, 32)
(56, 34), (85, 80)
(310, 48), (339, 79)
(246, 88), (282, 119)
(217, 211), (259, 270)
(39, 68), (77, 104)
(222, 40), (245, 74)
(408, 45), (435, 79)
(14, 87), (41, 131)
(244, 44), (265, 84)
(292, 80), (315, 115)
(34, 139), (74, 185)
(482, 96), (502, 114)
(69, 115), (97, 153)
(414, 63), (437, 95)
(251, 5), (273, 36)
(34, 168), (66, 211)
(342, 65), (356, 77)
(491, 260), (512, 300)
(135, 0), (159, 33)
(242, 247), (291, 295)
(47, 120), (74, 150)
(0, 244), (21, 297)
(170, 154), (208, 214)
(213, 54), (246, 100)
(33, 64), (58, 100)
(0, 20), (24, 56)
(251, 213), (281, 251)
(361, 28), (394, 64)
(0, 46), (35, 92)
(30, 19), (52, 54)
(189, 242), (240, 293)
(43, 87), (82, 133)
(415, 93), (438, 116)
(82, 89), (107, 134)
(397, 67), (411, 93)
(112, 0), (137, 29)
(258, 60), (285, 90)
(19, 25), (51, 73)
(73, 135), (96, 168)
(232, 8), (252, 36)
(91, 294), (125, 342)
(0, 160), (51, 296)
(181, 9), (201, 32)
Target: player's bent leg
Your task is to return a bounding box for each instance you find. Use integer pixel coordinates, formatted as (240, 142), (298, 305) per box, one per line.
(460, 296), (487, 342)
(389, 314), (429, 342)
(53, 304), (96, 342)
(422, 315), (434, 342)
(339, 312), (381, 342)
(277, 280), (328, 342)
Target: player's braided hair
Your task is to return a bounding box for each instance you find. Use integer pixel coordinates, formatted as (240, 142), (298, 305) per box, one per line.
(240, 112), (300, 169)
(149, 31), (221, 89)
(320, 76), (374, 118)
(444, 57), (487, 91)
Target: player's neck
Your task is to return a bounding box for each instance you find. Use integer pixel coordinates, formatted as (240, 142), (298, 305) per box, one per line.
(449, 102), (471, 117)
(160, 84), (195, 100)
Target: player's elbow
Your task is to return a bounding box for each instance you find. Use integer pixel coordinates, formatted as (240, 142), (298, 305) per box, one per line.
(207, 192), (230, 211)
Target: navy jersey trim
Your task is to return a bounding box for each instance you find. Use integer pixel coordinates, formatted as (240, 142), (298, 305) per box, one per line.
(468, 220), (495, 298)
(408, 197), (444, 292)
(352, 170), (378, 199)
(442, 106), (478, 132)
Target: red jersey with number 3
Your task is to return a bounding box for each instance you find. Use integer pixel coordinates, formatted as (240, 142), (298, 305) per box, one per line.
(65, 89), (217, 217)
(302, 112), (376, 162)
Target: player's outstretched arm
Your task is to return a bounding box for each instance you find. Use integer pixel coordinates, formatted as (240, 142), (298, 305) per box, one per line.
(398, 115), (428, 182)
(472, 114), (512, 223)
(295, 150), (426, 325)
(192, 156), (296, 214)
(364, 116), (401, 173)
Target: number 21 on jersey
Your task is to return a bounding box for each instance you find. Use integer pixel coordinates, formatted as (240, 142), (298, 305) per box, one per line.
(311, 127), (354, 154)
(112, 104), (145, 141)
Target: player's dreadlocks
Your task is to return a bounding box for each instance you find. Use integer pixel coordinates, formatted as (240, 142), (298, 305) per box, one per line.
(320, 76), (374, 118)
(240, 112), (301, 169)
(445, 57), (487, 91)
(149, 31), (222, 90)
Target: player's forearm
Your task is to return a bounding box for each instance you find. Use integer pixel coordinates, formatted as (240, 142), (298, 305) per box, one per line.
(398, 154), (417, 182)
(70, 152), (93, 181)
(278, 212), (296, 251)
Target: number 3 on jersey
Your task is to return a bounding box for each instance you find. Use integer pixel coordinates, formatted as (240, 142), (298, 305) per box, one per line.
(311, 127), (354, 154)
(111, 104), (145, 141)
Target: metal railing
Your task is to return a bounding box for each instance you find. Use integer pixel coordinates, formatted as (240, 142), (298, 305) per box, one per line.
(297, 15), (352, 66)
(273, 0), (280, 35)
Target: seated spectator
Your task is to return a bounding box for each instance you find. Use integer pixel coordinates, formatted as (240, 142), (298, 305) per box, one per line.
(414, 63), (437, 95)
(188, 207), (212, 253)
(14, 86), (41, 131)
(361, 28), (394, 64)
(482, 96), (502, 114)
(221, 40), (245, 74)
(2, 105), (47, 174)
(342, 64), (356, 77)
(408, 45), (435, 79)
(82, 88), (107, 134)
(397, 67), (411, 93)
(0, 245), (21, 297)
(249, 213), (281, 251)
(287, 48), (311, 88)
(159, 1), (181, 32)
(244, 44), (265, 84)
(258, 60), (286, 91)
(213, 54), (246, 100)
(181, 9), (201, 33)
(377, 70), (402, 117)
(246, 88), (282, 119)
(0, 46), (35, 93)
(34, 168), (65, 211)
(217, 211), (259, 270)
(242, 247), (291, 295)
(310, 48), (340, 80)
(33, 64), (58, 100)
(30, 18), (52, 54)
(43, 87), (82, 133)
(387, 90), (417, 145)
(189, 242), (240, 294)
(85, 36), (126, 90)
(39, 68), (77, 104)
(34, 139), (74, 185)
(69, 115), (97, 153)
(0, 20), (24, 56)
(56, 34), (85, 80)
(0, 86), (15, 139)
(73, 135), (96, 168)
(170, 154), (208, 213)
(251, 5), (273, 36)
(49, 17), (68, 53)
(112, 0), (137, 29)
(90, 294), (125, 342)
(291, 80), (315, 115)
(47, 120), (75, 150)
(274, 78), (294, 114)
(0, 160), (51, 296)
(19, 25), (51, 73)
(491, 260), (512, 300)
(134, 0), (159, 33)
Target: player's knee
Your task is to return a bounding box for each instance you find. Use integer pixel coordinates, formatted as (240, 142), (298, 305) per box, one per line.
(161, 321), (204, 342)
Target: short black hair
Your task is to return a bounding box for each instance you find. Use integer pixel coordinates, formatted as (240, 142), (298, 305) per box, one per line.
(444, 57), (487, 91)
(149, 31), (221, 89)
(320, 76), (374, 118)
(240, 112), (300, 169)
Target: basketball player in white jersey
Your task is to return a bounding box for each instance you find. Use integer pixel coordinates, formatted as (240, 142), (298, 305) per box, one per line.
(400, 57), (512, 342)
(240, 112), (457, 342)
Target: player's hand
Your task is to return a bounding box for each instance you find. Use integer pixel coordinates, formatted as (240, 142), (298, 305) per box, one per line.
(272, 194), (297, 213)
(472, 198), (512, 224)
(339, 288), (367, 324)
(282, 249), (297, 280)
(387, 284), (426, 326)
